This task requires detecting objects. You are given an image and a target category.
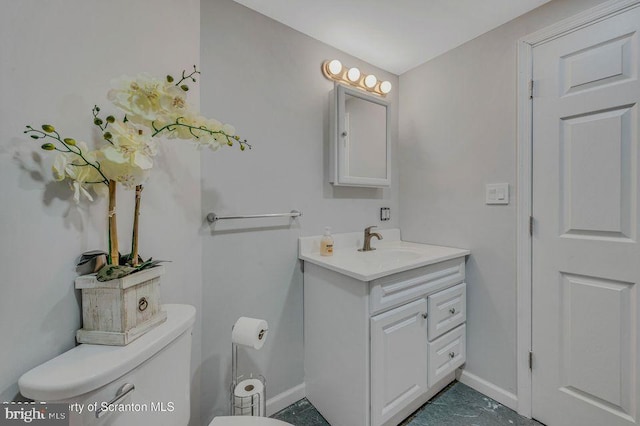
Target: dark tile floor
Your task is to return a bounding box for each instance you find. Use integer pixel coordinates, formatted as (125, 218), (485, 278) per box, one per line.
(272, 382), (544, 426)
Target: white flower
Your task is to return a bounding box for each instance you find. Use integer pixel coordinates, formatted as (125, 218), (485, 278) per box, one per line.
(108, 73), (188, 126)
(98, 121), (157, 189)
(70, 181), (94, 203)
(51, 141), (103, 203)
(103, 121), (157, 169)
(97, 157), (150, 189)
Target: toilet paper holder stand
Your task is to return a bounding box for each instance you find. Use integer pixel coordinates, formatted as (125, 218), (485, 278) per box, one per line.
(230, 337), (267, 416)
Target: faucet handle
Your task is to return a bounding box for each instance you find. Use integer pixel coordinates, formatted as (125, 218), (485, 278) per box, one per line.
(364, 225), (378, 234)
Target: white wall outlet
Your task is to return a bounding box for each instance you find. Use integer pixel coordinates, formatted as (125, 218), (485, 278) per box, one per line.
(486, 183), (509, 205)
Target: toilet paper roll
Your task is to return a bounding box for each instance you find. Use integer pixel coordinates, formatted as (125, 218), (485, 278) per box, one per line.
(233, 378), (265, 416)
(232, 317), (268, 349)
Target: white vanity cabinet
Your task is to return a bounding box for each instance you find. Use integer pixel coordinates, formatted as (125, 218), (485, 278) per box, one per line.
(303, 254), (468, 426)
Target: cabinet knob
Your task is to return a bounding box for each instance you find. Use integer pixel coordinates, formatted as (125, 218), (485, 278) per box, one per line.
(449, 352), (455, 359)
(449, 308), (456, 315)
(422, 313), (428, 319)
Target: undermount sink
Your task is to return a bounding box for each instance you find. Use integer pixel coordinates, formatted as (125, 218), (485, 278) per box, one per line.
(299, 229), (470, 281)
(360, 247), (423, 268)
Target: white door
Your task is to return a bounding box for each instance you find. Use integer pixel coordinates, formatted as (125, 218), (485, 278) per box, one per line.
(370, 298), (428, 426)
(532, 5), (640, 426)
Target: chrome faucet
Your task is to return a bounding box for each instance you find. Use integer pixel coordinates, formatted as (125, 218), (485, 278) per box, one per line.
(359, 226), (383, 252)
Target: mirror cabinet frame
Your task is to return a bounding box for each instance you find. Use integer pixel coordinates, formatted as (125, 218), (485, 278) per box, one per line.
(330, 84), (391, 187)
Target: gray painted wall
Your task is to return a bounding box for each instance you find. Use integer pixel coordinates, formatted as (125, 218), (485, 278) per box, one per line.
(199, 0), (399, 422)
(0, 1), (203, 424)
(398, 0), (608, 397)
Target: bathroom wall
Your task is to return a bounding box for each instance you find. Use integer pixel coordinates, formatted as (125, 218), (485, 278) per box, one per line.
(398, 0), (608, 402)
(0, 1), (204, 424)
(199, 0), (399, 421)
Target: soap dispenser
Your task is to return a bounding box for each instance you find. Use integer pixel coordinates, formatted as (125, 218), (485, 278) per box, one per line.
(320, 227), (334, 256)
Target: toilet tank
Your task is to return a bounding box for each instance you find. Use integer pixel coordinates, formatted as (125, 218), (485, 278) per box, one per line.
(19, 304), (196, 426)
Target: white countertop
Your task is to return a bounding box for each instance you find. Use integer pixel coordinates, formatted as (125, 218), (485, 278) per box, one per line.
(299, 229), (469, 281)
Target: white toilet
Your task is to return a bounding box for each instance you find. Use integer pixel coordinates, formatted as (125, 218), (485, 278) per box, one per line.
(18, 304), (292, 426)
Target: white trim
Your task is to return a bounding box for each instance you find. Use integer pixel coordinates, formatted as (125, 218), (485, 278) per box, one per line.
(515, 0), (640, 419)
(516, 33), (534, 420)
(456, 369), (518, 411)
(524, 0), (640, 46)
(265, 383), (306, 417)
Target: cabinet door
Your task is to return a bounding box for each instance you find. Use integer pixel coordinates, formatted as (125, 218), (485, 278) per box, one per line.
(371, 298), (428, 426)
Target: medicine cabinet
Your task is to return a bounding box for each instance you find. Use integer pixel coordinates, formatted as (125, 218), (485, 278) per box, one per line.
(330, 85), (390, 187)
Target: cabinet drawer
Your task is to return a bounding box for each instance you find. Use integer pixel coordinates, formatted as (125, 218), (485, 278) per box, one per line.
(427, 283), (466, 340)
(370, 258), (465, 315)
(428, 324), (466, 387)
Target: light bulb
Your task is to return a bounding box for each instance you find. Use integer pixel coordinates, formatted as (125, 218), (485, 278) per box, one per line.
(364, 74), (377, 88)
(380, 81), (392, 94)
(327, 59), (342, 76)
(347, 67), (361, 82)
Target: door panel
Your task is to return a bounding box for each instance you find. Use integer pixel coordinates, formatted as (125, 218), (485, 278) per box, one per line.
(532, 6), (640, 426)
(560, 104), (636, 239)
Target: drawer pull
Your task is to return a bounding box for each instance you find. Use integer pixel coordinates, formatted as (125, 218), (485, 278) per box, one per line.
(449, 352), (455, 359)
(422, 313), (428, 319)
(449, 308), (456, 315)
(96, 383), (135, 418)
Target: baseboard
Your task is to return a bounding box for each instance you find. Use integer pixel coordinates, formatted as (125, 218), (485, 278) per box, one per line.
(456, 369), (518, 411)
(266, 383), (306, 417)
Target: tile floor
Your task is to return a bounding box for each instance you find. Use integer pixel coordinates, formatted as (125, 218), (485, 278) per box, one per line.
(271, 382), (544, 426)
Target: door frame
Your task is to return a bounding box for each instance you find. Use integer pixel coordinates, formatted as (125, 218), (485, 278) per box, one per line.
(515, 0), (640, 418)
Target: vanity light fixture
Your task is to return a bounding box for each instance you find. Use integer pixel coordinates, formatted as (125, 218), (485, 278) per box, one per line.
(347, 67), (361, 82)
(364, 74), (377, 88)
(327, 59), (343, 76)
(322, 59), (391, 97)
(379, 80), (392, 94)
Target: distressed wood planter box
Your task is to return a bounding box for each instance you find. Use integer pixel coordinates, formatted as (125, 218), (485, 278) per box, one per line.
(75, 265), (167, 346)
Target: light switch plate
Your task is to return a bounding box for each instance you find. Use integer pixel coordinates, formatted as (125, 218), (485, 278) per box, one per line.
(486, 183), (509, 205)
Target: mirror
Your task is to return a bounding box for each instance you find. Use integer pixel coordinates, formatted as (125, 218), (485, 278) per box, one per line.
(330, 85), (390, 187)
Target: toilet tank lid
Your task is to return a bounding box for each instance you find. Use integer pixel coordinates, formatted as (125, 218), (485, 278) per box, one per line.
(19, 304), (195, 401)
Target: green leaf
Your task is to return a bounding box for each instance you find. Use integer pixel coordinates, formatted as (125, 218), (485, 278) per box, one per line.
(30, 135), (39, 139)
(96, 264), (136, 282)
(180, 84), (189, 91)
(41, 143), (55, 150)
(104, 132), (112, 140)
(41, 124), (55, 133)
(166, 75), (174, 83)
(94, 118), (103, 126)
(64, 138), (76, 146)
(240, 144), (246, 151)
(106, 116), (115, 123)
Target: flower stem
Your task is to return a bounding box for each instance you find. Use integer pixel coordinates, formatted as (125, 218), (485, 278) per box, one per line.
(175, 65), (200, 86)
(131, 185), (143, 267)
(24, 126), (110, 185)
(108, 180), (119, 265)
(151, 120), (252, 150)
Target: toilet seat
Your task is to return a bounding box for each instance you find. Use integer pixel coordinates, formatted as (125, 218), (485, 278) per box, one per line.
(209, 417), (292, 426)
